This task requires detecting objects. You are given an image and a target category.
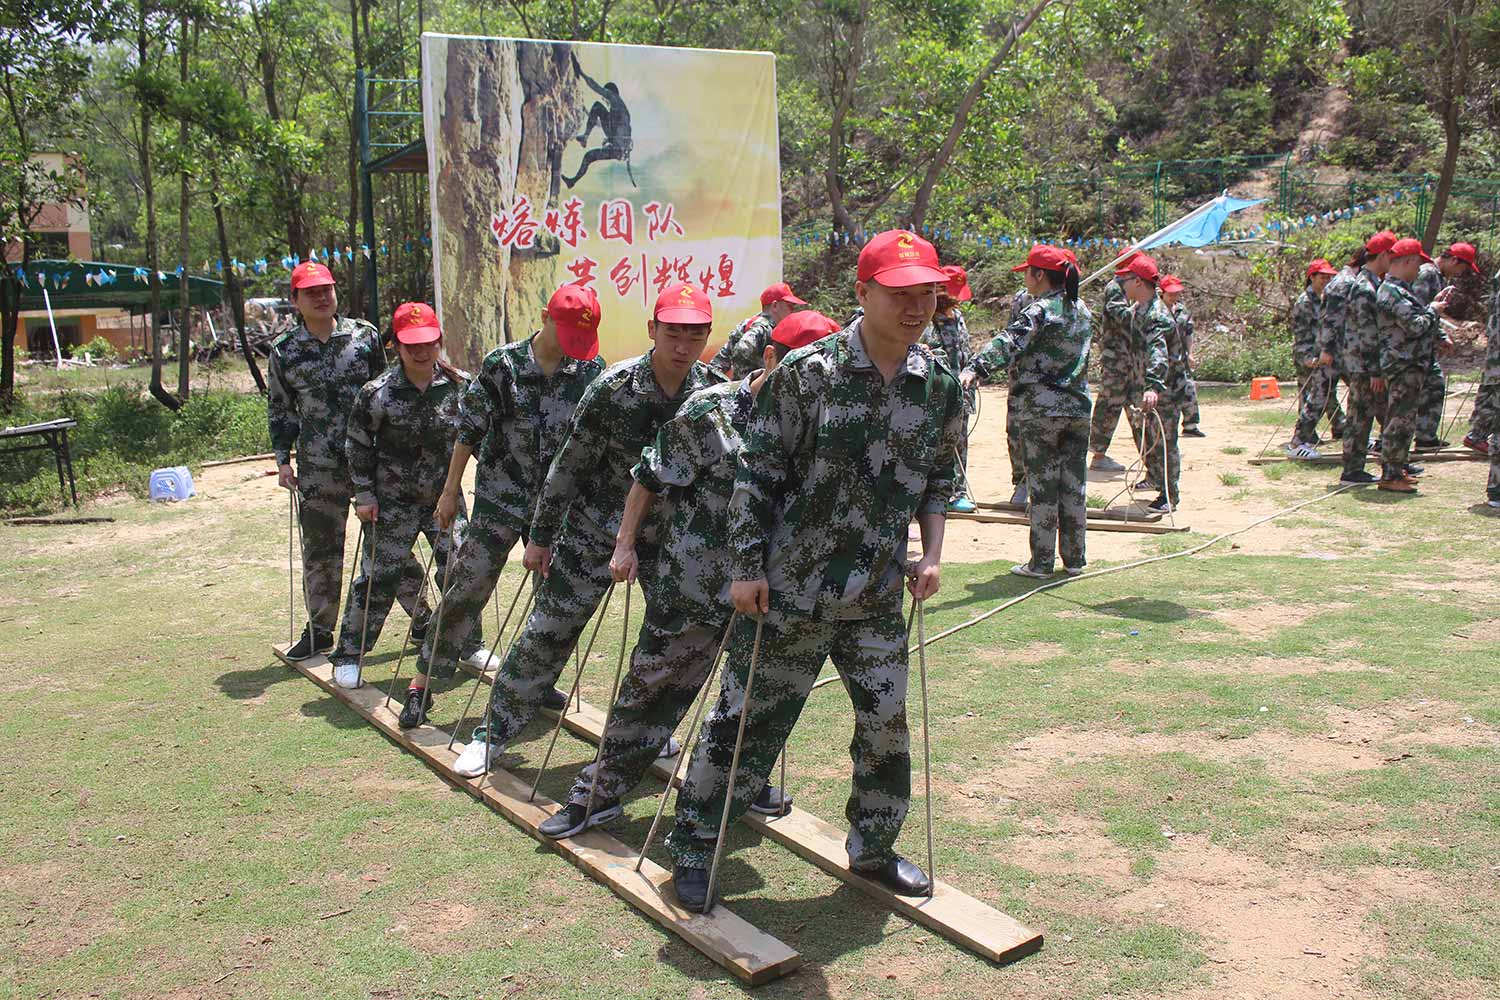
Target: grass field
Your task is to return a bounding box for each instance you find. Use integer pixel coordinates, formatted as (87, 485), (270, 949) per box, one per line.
(3, 392), (1498, 1000)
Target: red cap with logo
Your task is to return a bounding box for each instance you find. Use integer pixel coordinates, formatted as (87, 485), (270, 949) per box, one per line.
(654, 282), (713, 324)
(392, 302), (442, 345)
(1115, 252), (1160, 285)
(1306, 258), (1337, 279)
(1365, 230), (1399, 255)
(290, 261), (336, 290)
(1011, 245), (1074, 273)
(771, 310), (841, 351)
(856, 230), (948, 286)
(1441, 242), (1480, 274)
(547, 282), (602, 360)
(1388, 237), (1431, 262)
(760, 282), (808, 308)
(940, 265), (973, 302)
(1159, 274), (1185, 294)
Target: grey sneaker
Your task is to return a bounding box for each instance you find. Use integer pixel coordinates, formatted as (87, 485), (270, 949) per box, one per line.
(1090, 454), (1126, 472)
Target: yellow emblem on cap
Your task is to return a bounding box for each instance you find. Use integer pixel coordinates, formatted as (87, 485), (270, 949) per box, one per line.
(897, 233), (914, 248)
(580, 307), (593, 324)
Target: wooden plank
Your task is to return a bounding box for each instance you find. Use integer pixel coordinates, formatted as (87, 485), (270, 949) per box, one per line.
(458, 665), (1043, 965)
(1247, 446), (1483, 467)
(947, 509), (1187, 534)
(273, 645), (802, 985)
(974, 500), (1164, 524)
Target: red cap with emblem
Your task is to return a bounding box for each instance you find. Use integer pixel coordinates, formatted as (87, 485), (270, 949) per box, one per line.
(290, 261), (336, 290)
(1159, 274), (1185, 294)
(771, 310), (841, 351)
(1441, 242), (1480, 274)
(1010, 245), (1074, 273)
(940, 265), (973, 302)
(1306, 259), (1337, 280)
(547, 282), (602, 360)
(1115, 252), (1160, 285)
(392, 302), (442, 344)
(1388, 237), (1431, 263)
(856, 230), (947, 286)
(760, 282), (808, 308)
(1365, 230), (1398, 255)
(654, 282), (713, 324)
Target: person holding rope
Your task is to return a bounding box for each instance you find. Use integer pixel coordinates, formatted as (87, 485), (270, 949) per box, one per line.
(1323, 231), (1397, 485)
(1005, 282), (1036, 504)
(268, 261), (433, 661)
(451, 283), (726, 777)
(921, 265), (978, 513)
(1164, 277), (1204, 438)
(396, 284), (608, 728)
(1410, 242), (1473, 448)
(327, 303), (468, 690)
(709, 282), (807, 377)
(960, 244), (1093, 578)
(663, 229), (963, 911)
(1117, 255), (1174, 511)
(1286, 258), (1346, 458)
(1088, 266), (1139, 474)
(533, 312), (834, 839)
(1374, 239), (1452, 495)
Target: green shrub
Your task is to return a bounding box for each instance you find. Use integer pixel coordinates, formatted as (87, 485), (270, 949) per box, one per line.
(79, 337), (118, 363)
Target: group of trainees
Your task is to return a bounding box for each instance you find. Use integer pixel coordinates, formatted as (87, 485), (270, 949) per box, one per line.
(1286, 232), (1500, 501)
(267, 232), (1194, 912)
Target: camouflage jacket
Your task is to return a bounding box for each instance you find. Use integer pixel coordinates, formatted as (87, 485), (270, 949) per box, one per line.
(1009, 289), (1034, 325)
(965, 290), (1093, 420)
(632, 375), (757, 620)
(1376, 277), (1440, 375)
(728, 319), (964, 617)
(709, 312), (773, 376)
(1411, 262), (1448, 307)
(1341, 267), (1385, 376)
(1291, 289), (1322, 367)
(920, 309), (972, 372)
(530, 351), (725, 549)
(1099, 278), (1131, 347)
(346, 363), (463, 509)
(1316, 269), (1356, 365)
(1171, 303), (1194, 362)
(267, 316), (385, 469)
(1130, 297), (1172, 394)
(1485, 269), (1500, 388)
(456, 334), (605, 533)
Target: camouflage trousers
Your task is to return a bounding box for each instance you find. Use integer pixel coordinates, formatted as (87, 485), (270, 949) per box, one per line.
(1342, 376), (1388, 477)
(1293, 366), (1348, 445)
(1007, 391), (1026, 487)
(565, 605), (729, 808)
(1488, 433), (1500, 501)
(667, 604), (911, 871)
(332, 497), (465, 660)
(1144, 401), (1182, 505)
(1472, 381), (1500, 439)
(1020, 415), (1089, 572)
(1415, 359), (1447, 443)
(294, 464), (430, 636)
(1089, 343), (1142, 454)
(1180, 374), (1201, 430)
(1379, 369), (1425, 480)
(414, 499), (521, 680)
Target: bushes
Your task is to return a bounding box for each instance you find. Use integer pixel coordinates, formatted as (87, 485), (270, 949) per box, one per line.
(0, 387), (268, 514)
(79, 338), (119, 363)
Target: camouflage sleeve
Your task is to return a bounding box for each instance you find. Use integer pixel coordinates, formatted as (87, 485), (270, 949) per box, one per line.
(1178, 307), (1194, 351)
(1290, 294), (1318, 365)
(633, 407), (713, 495)
(728, 364), (807, 581)
(266, 346), (298, 466)
(346, 382), (380, 508)
(708, 334), (739, 374)
(1351, 285), (1384, 374)
(727, 318), (769, 377)
(924, 376), (965, 517)
(529, 377), (610, 548)
(1380, 293), (1439, 374)
(456, 364), (499, 449)
(967, 308), (1033, 378)
(366, 327), (387, 382)
(952, 311), (974, 371)
(1317, 280), (1347, 358)
(1102, 282), (1131, 327)
(1143, 308), (1171, 393)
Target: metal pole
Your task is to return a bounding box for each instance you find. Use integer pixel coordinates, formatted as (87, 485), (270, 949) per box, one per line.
(356, 67), (379, 322)
(41, 287), (63, 369)
(915, 595), (934, 897)
(704, 616), (765, 915)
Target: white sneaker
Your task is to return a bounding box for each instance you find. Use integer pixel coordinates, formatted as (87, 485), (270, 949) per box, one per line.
(464, 647), (499, 671)
(332, 661), (363, 689)
(453, 737), (502, 777)
(658, 736), (682, 759)
(1488, 498), (1500, 509)
(1284, 441), (1321, 459)
(1010, 563), (1052, 579)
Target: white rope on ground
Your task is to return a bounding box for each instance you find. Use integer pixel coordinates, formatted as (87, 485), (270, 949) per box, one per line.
(808, 480), (1365, 692)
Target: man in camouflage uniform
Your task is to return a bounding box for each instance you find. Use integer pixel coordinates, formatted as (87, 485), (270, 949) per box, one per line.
(1088, 274), (1140, 472)
(1167, 285), (1204, 437)
(400, 285), (607, 727)
(961, 245), (1093, 577)
(1482, 269), (1500, 506)
(1409, 243), (1470, 446)
(1287, 259), (1345, 456)
(708, 282), (806, 376)
(1110, 259), (1175, 511)
(452, 284), (726, 777)
(1325, 232), (1397, 484)
(1376, 239), (1450, 493)
(665, 230), (963, 911)
(921, 265), (977, 511)
(268, 261), (430, 659)
(534, 313), (839, 839)
(329, 303), (466, 690)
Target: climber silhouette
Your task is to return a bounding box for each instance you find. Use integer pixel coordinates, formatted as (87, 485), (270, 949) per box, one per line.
(565, 54), (636, 189)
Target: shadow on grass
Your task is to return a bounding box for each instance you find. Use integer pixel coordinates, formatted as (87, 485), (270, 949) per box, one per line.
(1043, 592), (1193, 624)
(215, 660), (300, 701)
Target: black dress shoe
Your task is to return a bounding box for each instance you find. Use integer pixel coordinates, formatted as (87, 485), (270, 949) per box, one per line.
(286, 625), (332, 660)
(398, 686), (432, 730)
(673, 865), (710, 912)
(543, 687), (569, 711)
(862, 855), (931, 896)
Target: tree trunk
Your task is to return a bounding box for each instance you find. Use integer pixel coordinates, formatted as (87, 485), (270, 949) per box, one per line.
(211, 164), (265, 395)
(907, 0), (1056, 230)
(176, 13), (192, 401)
(346, 0), (363, 317)
(824, 0), (870, 234)
(0, 272), (19, 411)
(1420, 0), (1472, 251)
(141, 6), (180, 411)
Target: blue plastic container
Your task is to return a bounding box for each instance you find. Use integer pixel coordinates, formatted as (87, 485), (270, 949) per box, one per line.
(148, 466), (197, 502)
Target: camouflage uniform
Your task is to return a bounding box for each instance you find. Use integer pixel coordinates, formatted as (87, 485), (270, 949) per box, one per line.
(709, 312), (774, 377)
(332, 365), (465, 660)
(966, 290), (1094, 571)
(1376, 276), (1440, 480)
(1474, 272), (1500, 488)
(565, 376), (756, 809)
(1340, 267), (1389, 477)
(267, 316), (429, 635)
(921, 309), (975, 494)
(1410, 261), (1450, 443)
(1173, 302), (1202, 431)
(1089, 278), (1142, 453)
(1131, 300), (1177, 500)
(1005, 290), (1034, 488)
(1291, 287), (1347, 445)
(667, 321), (964, 872)
(475, 352), (725, 750)
(414, 335), (606, 679)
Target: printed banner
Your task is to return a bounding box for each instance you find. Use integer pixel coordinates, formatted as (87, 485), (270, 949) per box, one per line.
(421, 34), (782, 368)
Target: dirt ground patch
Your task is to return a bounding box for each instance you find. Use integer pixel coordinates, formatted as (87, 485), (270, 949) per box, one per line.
(387, 900), (480, 954)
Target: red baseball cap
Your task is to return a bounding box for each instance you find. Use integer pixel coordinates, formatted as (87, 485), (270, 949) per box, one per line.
(1306, 259), (1337, 279)
(760, 282), (807, 308)
(1159, 274), (1185, 294)
(290, 261), (335, 290)
(1388, 237), (1431, 262)
(1115, 252), (1160, 285)
(392, 301), (442, 344)
(771, 310), (840, 351)
(940, 265), (973, 302)
(547, 283), (602, 360)
(654, 282), (713, 324)
(1441, 242), (1480, 274)
(856, 230), (947, 286)
(1011, 245), (1074, 273)
(1365, 230), (1398, 255)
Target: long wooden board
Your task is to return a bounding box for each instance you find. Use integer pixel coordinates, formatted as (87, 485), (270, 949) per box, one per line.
(460, 664), (1044, 965)
(1248, 445), (1484, 467)
(947, 509), (1188, 534)
(273, 645), (802, 985)
(974, 500), (1165, 524)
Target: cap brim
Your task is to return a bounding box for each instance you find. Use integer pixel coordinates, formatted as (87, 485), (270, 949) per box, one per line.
(293, 276), (336, 290)
(395, 325), (442, 344)
(951, 286), (973, 302)
(866, 264), (948, 287)
(1468, 260), (1481, 274)
(771, 293), (808, 306)
(1009, 263), (1029, 272)
(655, 306), (713, 324)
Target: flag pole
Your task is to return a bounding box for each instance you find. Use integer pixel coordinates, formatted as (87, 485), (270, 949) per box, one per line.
(1080, 191), (1228, 289)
